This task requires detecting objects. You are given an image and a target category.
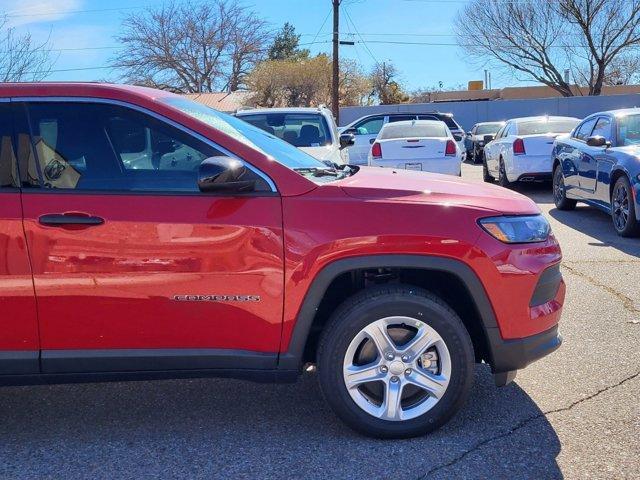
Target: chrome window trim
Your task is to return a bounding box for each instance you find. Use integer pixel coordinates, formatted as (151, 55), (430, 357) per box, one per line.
(10, 96), (278, 193)
(0, 98), (9, 103)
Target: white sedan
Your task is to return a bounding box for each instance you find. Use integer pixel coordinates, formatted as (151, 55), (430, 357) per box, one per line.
(367, 120), (462, 176)
(482, 115), (580, 187)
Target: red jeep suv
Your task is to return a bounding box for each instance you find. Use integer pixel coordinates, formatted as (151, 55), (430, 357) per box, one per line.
(0, 84), (564, 438)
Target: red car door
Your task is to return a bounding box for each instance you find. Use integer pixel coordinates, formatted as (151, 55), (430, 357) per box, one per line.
(0, 102), (39, 374)
(16, 100), (284, 373)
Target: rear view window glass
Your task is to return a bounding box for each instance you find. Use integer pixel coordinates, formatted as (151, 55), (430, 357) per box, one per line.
(476, 123), (503, 135)
(379, 122), (448, 140)
(518, 119), (579, 135)
(239, 113), (331, 148)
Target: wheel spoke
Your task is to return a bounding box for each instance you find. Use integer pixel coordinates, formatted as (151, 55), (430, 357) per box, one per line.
(363, 321), (395, 356)
(344, 363), (384, 389)
(405, 369), (448, 399)
(379, 379), (403, 420)
(399, 327), (436, 360)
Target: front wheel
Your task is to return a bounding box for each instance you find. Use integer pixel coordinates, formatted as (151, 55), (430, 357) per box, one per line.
(317, 285), (474, 439)
(611, 176), (640, 237)
(553, 164), (577, 210)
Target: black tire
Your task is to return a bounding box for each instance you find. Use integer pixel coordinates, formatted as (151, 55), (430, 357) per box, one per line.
(611, 175), (640, 237)
(553, 163), (577, 211)
(472, 147), (482, 164)
(498, 158), (512, 188)
(482, 157), (494, 183)
(317, 285), (474, 439)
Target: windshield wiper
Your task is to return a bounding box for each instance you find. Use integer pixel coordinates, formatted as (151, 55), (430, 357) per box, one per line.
(293, 167), (339, 177)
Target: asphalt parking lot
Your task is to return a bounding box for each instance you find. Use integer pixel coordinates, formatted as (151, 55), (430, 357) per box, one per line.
(1, 161), (639, 480)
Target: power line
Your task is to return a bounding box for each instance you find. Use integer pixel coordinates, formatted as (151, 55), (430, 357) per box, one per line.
(343, 6), (379, 64)
(310, 7), (333, 45)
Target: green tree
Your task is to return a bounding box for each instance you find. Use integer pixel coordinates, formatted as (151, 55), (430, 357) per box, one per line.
(267, 22), (310, 61)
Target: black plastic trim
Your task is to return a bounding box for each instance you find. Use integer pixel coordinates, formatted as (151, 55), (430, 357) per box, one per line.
(278, 254), (498, 370)
(530, 263), (562, 307)
(0, 351), (39, 374)
(487, 324), (562, 374)
(40, 348), (277, 374)
(516, 172), (552, 182)
(0, 368), (299, 387)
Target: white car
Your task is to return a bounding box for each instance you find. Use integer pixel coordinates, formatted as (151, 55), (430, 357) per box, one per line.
(483, 115), (580, 187)
(340, 112), (465, 166)
(235, 106), (352, 166)
(367, 120), (462, 176)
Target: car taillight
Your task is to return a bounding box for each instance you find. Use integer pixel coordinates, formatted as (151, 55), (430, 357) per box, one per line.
(445, 140), (456, 156)
(513, 138), (526, 155)
(371, 142), (382, 158)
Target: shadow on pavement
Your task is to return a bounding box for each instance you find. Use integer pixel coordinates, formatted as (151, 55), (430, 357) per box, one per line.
(507, 182), (640, 258)
(0, 365), (562, 479)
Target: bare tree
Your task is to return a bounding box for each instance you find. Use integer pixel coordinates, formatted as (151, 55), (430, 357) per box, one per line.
(561, 0), (640, 95)
(225, 10), (270, 92)
(456, 0), (640, 96)
(370, 62), (409, 104)
(0, 16), (53, 82)
(456, 1), (573, 96)
(113, 1), (270, 93)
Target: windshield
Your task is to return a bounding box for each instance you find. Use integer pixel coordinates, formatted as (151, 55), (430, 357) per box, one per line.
(238, 112), (331, 148)
(160, 97), (331, 176)
(476, 123), (503, 135)
(617, 114), (640, 146)
(518, 119), (579, 135)
(379, 122), (448, 139)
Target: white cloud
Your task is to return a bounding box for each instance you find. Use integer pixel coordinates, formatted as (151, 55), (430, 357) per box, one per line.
(2, 0), (84, 27)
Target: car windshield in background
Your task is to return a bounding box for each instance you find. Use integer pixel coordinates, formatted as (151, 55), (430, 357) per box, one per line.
(379, 122), (448, 139)
(617, 114), (640, 146)
(160, 97), (332, 176)
(438, 116), (461, 130)
(518, 119), (579, 135)
(239, 113), (331, 148)
(476, 123), (503, 135)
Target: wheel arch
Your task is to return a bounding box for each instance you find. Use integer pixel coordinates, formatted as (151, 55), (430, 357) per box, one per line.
(609, 167), (630, 200)
(278, 255), (498, 371)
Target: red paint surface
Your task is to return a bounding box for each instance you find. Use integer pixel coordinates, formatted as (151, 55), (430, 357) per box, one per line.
(0, 83), (564, 359)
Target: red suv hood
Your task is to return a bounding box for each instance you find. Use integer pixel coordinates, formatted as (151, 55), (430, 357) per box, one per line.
(337, 167), (539, 215)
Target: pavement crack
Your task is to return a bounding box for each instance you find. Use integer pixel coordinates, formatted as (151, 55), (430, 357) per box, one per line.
(416, 370), (640, 478)
(561, 263), (640, 314)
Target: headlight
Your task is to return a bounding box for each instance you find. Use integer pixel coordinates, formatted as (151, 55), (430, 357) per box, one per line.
(479, 215), (550, 243)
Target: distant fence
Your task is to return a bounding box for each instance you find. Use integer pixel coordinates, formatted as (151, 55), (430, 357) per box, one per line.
(339, 94), (640, 130)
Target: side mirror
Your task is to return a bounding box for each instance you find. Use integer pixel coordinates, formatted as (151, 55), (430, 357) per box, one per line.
(339, 133), (355, 149)
(483, 134), (495, 143)
(466, 131), (472, 136)
(198, 156), (255, 193)
(453, 134), (463, 142)
(586, 135), (609, 148)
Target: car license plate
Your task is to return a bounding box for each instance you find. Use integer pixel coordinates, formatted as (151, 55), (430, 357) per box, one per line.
(405, 163), (422, 171)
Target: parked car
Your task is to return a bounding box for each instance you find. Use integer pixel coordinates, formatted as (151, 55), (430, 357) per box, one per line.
(0, 83), (564, 439)
(483, 116), (580, 187)
(235, 106), (354, 166)
(368, 119), (462, 176)
(552, 108), (640, 237)
(464, 121), (505, 164)
(340, 112), (464, 166)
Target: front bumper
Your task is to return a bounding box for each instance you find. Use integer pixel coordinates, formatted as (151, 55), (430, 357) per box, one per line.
(488, 324), (562, 386)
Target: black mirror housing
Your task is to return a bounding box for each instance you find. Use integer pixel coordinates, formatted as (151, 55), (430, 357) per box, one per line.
(586, 135), (609, 148)
(483, 134), (495, 143)
(339, 133), (355, 149)
(453, 134), (463, 142)
(198, 156), (256, 193)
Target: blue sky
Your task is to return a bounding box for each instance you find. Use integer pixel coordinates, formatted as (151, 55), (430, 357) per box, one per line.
(3, 0), (517, 91)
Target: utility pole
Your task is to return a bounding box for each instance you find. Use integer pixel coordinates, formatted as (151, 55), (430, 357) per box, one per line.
(332, 0), (340, 124)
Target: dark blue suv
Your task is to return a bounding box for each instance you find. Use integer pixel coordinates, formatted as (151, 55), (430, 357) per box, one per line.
(552, 109), (640, 237)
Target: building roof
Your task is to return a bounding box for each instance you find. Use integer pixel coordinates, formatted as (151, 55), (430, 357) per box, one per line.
(183, 91), (255, 113)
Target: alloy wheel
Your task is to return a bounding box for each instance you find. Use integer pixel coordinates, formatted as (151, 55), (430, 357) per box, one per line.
(342, 316), (451, 422)
(612, 183), (630, 231)
(553, 168), (565, 205)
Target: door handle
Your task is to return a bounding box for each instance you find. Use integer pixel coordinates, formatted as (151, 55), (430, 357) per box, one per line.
(39, 213), (104, 226)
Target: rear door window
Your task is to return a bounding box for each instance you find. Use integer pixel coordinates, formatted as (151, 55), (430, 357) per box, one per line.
(0, 103), (18, 188)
